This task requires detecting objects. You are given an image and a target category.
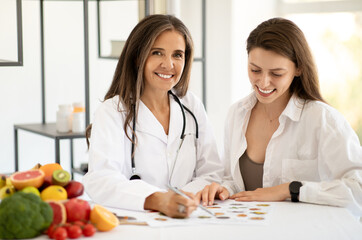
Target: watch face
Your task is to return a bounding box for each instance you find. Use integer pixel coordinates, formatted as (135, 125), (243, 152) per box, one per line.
(289, 181), (302, 202)
(289, 181), (302, 194)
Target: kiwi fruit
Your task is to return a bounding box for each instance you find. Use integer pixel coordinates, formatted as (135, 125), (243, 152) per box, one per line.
(52, 169), (71, 186)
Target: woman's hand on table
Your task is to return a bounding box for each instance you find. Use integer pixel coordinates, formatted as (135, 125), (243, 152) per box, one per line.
(197, 182), (230, 206)
(144, 191), (198, 218)
(230, 183), (290, 201)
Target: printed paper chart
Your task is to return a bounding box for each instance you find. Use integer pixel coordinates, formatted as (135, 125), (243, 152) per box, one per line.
(144, 199), (273, 227)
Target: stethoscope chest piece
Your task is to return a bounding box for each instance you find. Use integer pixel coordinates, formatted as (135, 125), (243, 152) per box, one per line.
(130, 166), (141, 180)
(130, 174), (141, 180)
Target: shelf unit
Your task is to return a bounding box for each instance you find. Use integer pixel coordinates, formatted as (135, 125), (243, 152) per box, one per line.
(13, 0), (91, 175)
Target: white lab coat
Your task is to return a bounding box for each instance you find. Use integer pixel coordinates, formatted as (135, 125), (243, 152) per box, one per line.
(83, 91), (223, 211)
(222, 92), (362, 216)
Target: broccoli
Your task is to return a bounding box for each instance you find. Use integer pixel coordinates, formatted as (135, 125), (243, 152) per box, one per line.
(0, 191), (53, 239)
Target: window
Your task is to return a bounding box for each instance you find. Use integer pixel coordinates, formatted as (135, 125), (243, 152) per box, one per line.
(279, 0), (362, 142)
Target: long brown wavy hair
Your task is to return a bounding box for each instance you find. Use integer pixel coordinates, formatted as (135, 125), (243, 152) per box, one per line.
(246, 17), (325, 102)
(86, 14), (194, 146)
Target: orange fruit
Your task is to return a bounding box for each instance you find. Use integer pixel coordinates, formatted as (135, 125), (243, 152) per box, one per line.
(90, 204), (119, 231)
(41, 185), (67, 201)
(10, 169), (45, 190)
(39, 163), (63, 178)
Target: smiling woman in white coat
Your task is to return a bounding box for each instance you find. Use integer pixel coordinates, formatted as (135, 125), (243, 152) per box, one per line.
(199, 18), (362, 217)
(83, 15), (223, 218)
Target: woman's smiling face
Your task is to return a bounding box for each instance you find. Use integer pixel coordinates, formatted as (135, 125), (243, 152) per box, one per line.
(248, 47), (300, 105)
(143, 30), (186, 94)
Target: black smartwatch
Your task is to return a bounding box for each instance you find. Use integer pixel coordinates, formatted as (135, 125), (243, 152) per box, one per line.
(289, 181), (302, 202)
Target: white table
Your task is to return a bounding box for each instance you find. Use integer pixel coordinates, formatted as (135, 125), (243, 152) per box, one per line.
(36, 201), (362, 240)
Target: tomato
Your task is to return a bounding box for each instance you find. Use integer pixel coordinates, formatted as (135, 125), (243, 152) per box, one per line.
(73, 220), (85, 227)
(53, 227), (67, 240)
(67, 225), (82, 239)
(62, 223), (72, 231)
(46, 224), (56, 238)
(82, 223), (96, 237)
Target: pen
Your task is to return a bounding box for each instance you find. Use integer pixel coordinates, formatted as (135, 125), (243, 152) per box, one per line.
(167, 184), (215, 217)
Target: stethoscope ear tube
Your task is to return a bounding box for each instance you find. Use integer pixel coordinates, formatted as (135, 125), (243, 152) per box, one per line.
(168, 90), (186, 139)
(169, 90), (198, 139)
(130, 104), (140, 180)
(182, 105), (199, 139)
(131, 104), (136, 168)
(168, 136), (186, 185)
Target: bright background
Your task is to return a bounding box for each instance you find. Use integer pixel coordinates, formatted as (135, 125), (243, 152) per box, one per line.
(0, 0), (361, 177)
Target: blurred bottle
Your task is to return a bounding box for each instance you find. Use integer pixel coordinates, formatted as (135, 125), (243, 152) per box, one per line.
(56, 104), (72, 133)
(72, 102), (85, 133)
(73, 102), (85, 113)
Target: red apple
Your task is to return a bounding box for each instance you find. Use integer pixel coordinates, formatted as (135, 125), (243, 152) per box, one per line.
(39, 175), (52, 191)
(65, 181), (84, 198)
(64, 198), (91, 222)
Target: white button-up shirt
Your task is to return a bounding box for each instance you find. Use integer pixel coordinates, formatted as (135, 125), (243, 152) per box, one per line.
(222, 92), (362, 216)
(83, 91), (223, 211)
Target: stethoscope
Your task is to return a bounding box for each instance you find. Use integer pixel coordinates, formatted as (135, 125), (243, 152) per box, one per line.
(130, 90), (199, 180)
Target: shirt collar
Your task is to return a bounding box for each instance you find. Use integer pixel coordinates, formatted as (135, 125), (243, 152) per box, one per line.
(281, 94), (305, 122)
(240, 92), (305, 122)
(241, 92), (258, 111)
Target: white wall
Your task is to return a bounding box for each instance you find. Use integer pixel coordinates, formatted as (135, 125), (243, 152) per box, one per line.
(206, 0), (277, 153)
(1, 1), (44, 173)
(231, 0), (277, 103)
(205, 0), (233, 155)
(0, 0), (277, 174)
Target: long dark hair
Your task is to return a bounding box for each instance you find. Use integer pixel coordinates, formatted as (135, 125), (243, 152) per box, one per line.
(247, 17), (325, 102)
(86, 14), (194, 146)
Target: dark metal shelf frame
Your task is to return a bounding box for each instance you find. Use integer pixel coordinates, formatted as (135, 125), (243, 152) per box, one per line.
(0, 0), (23, 67)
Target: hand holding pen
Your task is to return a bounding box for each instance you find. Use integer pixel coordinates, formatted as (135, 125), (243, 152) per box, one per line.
(144, 187), (198, 218)
(167, 184), (215, 217)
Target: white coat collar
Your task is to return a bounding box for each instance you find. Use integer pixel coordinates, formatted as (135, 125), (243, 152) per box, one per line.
(135, 92), (183, 145)
(167, 93), (184, 146)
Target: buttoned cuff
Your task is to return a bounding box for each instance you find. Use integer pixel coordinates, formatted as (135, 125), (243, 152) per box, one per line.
(299, 181), (319, 203)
